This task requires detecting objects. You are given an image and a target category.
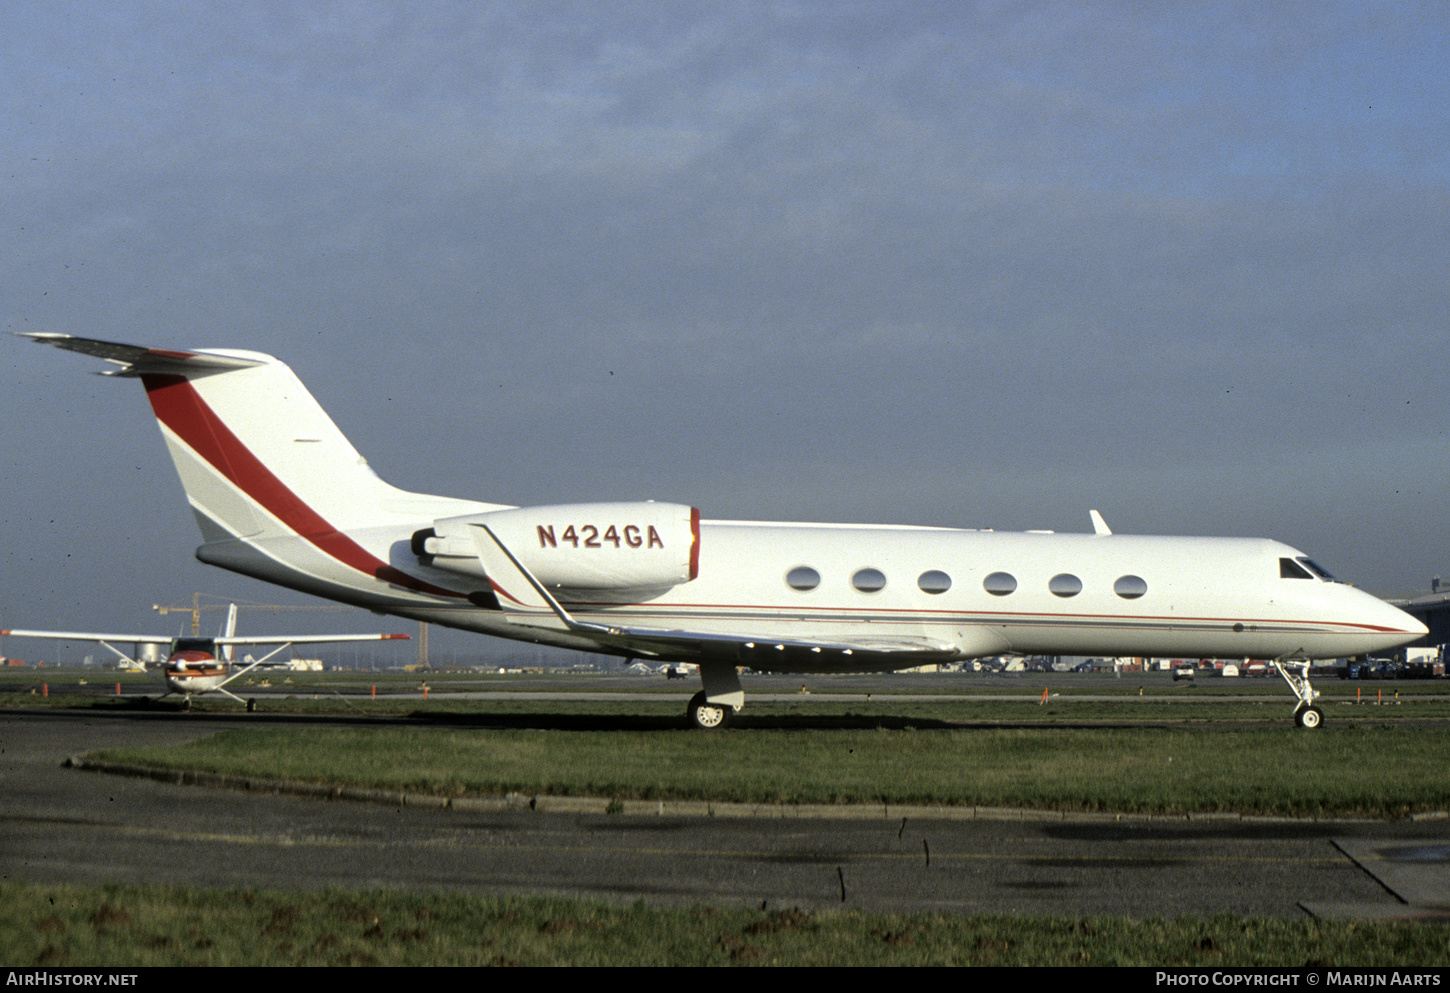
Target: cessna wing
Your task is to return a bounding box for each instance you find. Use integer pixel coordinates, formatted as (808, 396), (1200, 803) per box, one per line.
(0, 628), (411, 649)
(215, 634), (411, 646)
(1, 624), (409, 704)
(1, 629), (173, 644)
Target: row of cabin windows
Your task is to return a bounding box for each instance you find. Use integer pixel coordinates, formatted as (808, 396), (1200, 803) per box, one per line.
(784, 566), (1148, 599)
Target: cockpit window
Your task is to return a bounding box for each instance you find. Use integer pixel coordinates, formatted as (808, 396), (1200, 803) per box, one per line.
(1280, 558), (1314, 580)
(1297, 557), (1338, 581)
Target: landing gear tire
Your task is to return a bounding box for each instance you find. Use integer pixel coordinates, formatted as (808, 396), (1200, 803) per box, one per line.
(1294, 704), (1323, 729)
(686, 691), (733, 730)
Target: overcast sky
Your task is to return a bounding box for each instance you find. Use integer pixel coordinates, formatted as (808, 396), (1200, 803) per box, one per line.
(3, 2), (1447, 661)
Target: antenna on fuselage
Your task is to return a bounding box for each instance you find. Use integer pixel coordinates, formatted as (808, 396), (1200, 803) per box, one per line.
(1090, 509), (1112, 536)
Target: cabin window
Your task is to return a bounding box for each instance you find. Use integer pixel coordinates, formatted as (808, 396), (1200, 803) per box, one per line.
(983, 572), (1017, 596)
(851, 568), (887, 593)
(785, 566), (821, 591)
(1114, 575), (1148, 599)
(917, 570), (952, 594)
(1049, 574), (1082, 598)
(1280, 558), (1313, 580)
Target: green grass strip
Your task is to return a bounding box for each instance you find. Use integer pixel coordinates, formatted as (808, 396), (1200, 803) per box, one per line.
(4, 881), (1446, 966)
(94, 722), (1450, 818)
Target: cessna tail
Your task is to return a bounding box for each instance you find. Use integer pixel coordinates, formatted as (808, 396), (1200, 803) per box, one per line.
(18, 333), (1428, 728)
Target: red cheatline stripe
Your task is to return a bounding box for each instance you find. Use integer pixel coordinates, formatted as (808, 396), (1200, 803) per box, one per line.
(689, 506), (700, 580)
(142, 373), (462, 599)
(489, 578), (530, 607)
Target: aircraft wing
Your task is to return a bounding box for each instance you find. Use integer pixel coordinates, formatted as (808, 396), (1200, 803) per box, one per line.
(558, 621), (964, 667)
(0, 629), (173, 644)
(468, 522), (983, 666)
(215, 634), (410, 645)
(2, 629), (408, 645)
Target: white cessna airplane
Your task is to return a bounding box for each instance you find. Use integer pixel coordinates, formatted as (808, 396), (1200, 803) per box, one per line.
(2, 603), (409, 706)
(17, 333), (1426, 729)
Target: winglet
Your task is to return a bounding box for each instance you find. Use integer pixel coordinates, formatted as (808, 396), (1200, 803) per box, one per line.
(469, 524), (563, 615)
(468, 523), (624, 637)
(1090, 509), (1112, 536)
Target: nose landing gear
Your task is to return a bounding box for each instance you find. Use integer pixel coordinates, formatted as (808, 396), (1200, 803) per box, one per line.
(1273, 658), (1323, 729)
(1292, 701), (1324, 729)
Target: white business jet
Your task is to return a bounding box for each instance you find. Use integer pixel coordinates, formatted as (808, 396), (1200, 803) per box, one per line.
(2, 604), (408, 707)
(17, 333), (1426, 728)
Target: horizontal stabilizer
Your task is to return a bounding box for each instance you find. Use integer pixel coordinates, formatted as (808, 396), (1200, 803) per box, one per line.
(20, 333), (266, 375)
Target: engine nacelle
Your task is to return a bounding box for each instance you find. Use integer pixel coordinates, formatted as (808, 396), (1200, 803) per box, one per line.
(415, 502), (700, 591)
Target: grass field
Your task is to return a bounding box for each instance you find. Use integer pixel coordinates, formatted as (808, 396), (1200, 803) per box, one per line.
(10, 666), (1450, 817)
(90, 718), (1449, 818)
(4, 881), (1446, 967)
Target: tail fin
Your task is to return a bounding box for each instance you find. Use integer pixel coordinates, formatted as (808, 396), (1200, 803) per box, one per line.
(221, 603), (239, 661)
(22, 334), (500, 600)
(24, 334), (407, 541)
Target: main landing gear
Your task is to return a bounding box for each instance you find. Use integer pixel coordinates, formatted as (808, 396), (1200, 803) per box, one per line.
(684, 661), (745, 730)
(687, 691), (736, 730)
(1272, 659), (1324, 730)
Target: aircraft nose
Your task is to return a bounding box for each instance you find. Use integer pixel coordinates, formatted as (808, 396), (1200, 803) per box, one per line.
(1373, 598), (1427, 640)
(1337, 589), (1429, 655)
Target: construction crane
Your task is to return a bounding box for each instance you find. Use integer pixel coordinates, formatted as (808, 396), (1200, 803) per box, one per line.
(152, 593), (350, 635)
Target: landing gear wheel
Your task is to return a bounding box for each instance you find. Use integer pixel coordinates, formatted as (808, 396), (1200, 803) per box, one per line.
(1294, 704), (1323, 729)
(686, 691), (733, 730)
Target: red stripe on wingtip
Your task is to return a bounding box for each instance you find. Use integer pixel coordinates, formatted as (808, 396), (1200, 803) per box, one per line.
(141, 374), (462, 599)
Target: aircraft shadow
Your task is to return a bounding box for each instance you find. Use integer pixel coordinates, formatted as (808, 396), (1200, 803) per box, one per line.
(402, 709), (1149, 732)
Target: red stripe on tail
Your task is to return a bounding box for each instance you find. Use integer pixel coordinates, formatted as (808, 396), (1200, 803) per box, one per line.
(142, 374), (462, 599)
